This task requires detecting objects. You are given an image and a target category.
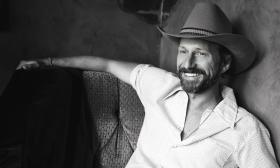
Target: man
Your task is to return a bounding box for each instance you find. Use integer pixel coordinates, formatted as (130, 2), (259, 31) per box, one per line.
(17, 2), (279, 168)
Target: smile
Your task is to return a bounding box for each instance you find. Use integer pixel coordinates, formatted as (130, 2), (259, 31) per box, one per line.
(182, 73), (202, 77)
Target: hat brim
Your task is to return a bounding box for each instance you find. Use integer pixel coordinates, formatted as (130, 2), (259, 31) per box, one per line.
(158, 27), (256, 74)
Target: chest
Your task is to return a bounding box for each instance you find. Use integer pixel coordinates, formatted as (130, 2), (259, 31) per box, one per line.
(162, 138), (234, 168)
(137, 104), (237, 168)
(181, 111), (203, 140)
(160, 92), (206, 140)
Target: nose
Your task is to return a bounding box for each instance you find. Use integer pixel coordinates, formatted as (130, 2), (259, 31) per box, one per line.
(180, 52), (195, 69)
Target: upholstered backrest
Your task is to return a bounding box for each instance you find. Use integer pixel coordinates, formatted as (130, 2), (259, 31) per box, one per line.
(83, 71), (144, 168)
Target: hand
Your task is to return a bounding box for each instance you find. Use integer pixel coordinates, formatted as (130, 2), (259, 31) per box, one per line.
(16, 60), (40, 70)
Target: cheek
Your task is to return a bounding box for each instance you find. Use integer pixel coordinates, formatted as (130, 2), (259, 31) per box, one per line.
(201, 60), (219, 76)
(176, 55), (183, 69)
(208, 61), (222, 76)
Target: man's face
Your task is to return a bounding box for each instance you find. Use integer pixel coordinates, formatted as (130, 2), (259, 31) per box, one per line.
(177, 38), (225, 93)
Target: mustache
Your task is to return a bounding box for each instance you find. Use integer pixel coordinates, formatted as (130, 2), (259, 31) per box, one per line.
(178, 67), (206, 75)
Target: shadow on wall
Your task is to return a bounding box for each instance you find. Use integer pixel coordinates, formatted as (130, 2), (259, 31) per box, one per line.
(0, 0), (22, 96)
(0, 0), (10, 31)
(160, 0), (280, 163)
(118, 0), (178, 25)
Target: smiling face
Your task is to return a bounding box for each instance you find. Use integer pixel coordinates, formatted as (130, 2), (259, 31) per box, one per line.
(177, 38), (230, 93)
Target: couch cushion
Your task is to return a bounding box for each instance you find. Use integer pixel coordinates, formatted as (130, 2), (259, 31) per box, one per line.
(119, 80), (144, 150)
(83, 71), (144, 168)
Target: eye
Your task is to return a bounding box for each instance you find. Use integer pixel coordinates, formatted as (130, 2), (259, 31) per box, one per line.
(195, 51), (208, 57)
(179, 49), (187, 54)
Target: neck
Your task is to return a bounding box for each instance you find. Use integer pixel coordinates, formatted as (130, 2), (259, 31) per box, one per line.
(186, 83), (222, 114)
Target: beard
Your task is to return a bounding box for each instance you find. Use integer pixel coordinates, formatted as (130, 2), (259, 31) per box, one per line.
(177, 67), (220, 93)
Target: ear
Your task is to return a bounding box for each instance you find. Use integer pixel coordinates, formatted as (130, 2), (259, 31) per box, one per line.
(220, 54), (232, 74)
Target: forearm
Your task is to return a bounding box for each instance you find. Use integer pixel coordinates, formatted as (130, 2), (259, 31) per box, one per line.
(40, 56), (138, 84)
(42, 56), (109, 71)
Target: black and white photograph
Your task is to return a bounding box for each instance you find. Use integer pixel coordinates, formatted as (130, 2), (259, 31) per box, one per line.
(0, 0), (280, 167)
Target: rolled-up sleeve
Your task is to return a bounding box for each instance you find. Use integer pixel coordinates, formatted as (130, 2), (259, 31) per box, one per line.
(129, 64), (181, 114)
(130, 64), (150, 93)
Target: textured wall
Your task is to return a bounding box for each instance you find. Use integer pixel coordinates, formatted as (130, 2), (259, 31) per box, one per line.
(11, 0), (160, 64)
(160, 0), (280, 162)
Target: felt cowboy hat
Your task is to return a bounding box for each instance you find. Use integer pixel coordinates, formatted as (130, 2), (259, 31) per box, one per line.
(158, 2), (256, 74)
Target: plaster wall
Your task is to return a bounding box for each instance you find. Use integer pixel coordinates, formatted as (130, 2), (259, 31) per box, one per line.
(160, 0), (280, 162)
(10, 0), (160, 64)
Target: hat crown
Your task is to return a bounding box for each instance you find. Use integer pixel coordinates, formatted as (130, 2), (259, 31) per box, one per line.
(181, 2), (232, 35)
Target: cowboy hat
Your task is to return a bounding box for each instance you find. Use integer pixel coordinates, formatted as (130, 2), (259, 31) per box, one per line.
(158, 2), (256, 74)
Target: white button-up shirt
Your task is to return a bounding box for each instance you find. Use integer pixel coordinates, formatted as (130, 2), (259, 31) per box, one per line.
(125, 64), (279, 168)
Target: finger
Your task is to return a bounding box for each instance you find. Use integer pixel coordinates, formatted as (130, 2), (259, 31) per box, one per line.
(16, 60), (40, 70)
(27, 62), (39, 69)
(16, 61), (26, 70)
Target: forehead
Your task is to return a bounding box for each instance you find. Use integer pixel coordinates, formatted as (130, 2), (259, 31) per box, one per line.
(179, 38), (218, 50)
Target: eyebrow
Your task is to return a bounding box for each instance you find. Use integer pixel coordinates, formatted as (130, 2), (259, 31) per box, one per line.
(178, 46), (187, 50)
(178, 46), (205, 51)
(195, 48), (204, 51)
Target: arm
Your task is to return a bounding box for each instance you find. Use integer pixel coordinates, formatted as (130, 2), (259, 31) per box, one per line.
(235, 127), (279, 168)
(17, 56), (138, 84)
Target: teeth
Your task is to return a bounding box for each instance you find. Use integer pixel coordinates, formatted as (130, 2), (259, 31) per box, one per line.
(184, 73), (199, 77)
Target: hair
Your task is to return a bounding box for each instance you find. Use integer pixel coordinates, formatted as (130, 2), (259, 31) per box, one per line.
(217, 44), (233, 86)
(218, 44), (233, 73)
(218, 45), (232, 61)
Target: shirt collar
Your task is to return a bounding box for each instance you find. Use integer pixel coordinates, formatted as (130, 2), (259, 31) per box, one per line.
(164, 84), (238, 129)
(213, 86), (238, 129)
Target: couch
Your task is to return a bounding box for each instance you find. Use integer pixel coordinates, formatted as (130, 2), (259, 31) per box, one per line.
(0, 68), (144, 168)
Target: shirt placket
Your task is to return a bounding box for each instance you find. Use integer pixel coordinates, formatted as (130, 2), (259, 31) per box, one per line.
(173, 107), (213, 148)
